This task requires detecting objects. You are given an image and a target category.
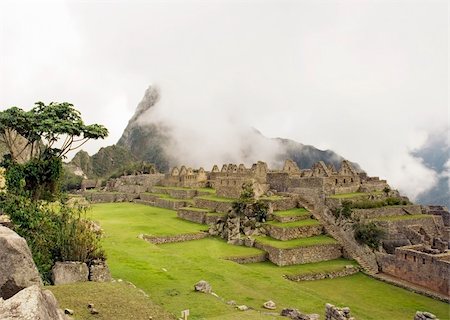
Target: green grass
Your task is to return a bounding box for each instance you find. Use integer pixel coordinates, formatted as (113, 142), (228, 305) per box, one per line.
(329, 192), (369, 199)
(197, 194), (236, 202)
(196, 187), (217, 194)
(265, 219), (321, 228)
(47, 281), (175, 319)
(88, 203), (450, 320)
(372, 214), (434, 222)
(153, 186), (217, 195)
(254, 235), (338, 249)
(273, 208), (310, 217)
(248, 258), (358, 277)
(91, 203), (207, 236)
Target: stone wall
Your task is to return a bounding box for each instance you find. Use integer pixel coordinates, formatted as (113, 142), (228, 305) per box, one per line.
(286, 265), (359, 281)
(177, 208), (208, 224)
(193, 198), (233, 213)
(353, 205), (423, 220)
(154, 198), (191, 210)
(267, 172), (290, 192)
(254, 242), (342, 266)
(159, 188), (198, 199)
(265, 224), (323, 241)
(143, 232), (208, 244)
(325, 303), (354, 320)
(378, 245), (450, 296)
(224, 253), (267, 264)
(263, 197), (298, 211)
(83, 192), (134, 203)
(107, 173), (164, 192)
(374, 215), (444, 240)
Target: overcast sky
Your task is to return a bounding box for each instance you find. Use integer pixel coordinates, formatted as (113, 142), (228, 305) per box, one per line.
(0, 0), (448, 199)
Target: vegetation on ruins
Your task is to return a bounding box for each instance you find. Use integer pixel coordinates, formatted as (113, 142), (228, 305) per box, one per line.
(86, 202), (449, 320)
(353, 222), (384, 249)
(231, 183), (269, 222)
(0, 102), (108, 200)
(0, 102), (107, 282)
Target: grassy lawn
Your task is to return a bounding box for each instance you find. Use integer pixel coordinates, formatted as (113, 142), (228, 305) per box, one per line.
(372, 214), (433, 222)
(91, 203), (207, 236)
(265, 219), (321, 228)
(273, 208), (310, 217)
(197, 194), (236, 202)
(88, 203), (449, 320)
(47, 281), (175, 319)
(329, 191), (384, 199)
(254, 235), (338, 249)
(247, 258), (357, 277)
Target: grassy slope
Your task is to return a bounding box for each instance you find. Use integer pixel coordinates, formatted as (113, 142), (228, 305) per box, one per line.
(255, 235), (337, 248)
(265, 219), (321, 228)
(88, 203), (449, 320)
(273, 208), (310, 217)
(47, 282), (175, 320)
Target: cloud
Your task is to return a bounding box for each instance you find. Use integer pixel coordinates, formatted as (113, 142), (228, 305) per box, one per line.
(0, 0), (447, 201)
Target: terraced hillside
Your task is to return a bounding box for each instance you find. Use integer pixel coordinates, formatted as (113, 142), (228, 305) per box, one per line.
(59, 202), (450, 319)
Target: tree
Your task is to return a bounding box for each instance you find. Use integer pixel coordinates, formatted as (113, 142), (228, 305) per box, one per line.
(0, 102), (108, 199)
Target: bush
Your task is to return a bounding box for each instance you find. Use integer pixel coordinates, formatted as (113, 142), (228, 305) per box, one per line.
(353, 222), (384, 249)
(332, 202), (353, 219)
(60, 166), (83, 192)
(231, 183), (269, 222)
(1, 194), (104, 283)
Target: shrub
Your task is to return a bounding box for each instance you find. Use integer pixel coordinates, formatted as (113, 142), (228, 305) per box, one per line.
(1, 194), (104, 283)
(353, 222), (384, 249)
(231, 183), (269, 222)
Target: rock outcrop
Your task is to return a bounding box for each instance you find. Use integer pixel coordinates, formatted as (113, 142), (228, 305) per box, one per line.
(0, 226), (42, 299)
(0, 285), (67, 320)
(52, 262), (89, 285)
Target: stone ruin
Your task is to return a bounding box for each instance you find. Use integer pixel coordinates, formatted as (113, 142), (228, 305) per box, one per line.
(325, 303), (354, 320)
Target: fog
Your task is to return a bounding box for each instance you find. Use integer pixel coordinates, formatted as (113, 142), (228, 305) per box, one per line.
(0, 0), (448, 200)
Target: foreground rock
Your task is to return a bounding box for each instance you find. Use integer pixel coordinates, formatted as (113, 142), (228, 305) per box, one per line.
(415, 311), (439, 320)
(52, 262), (89, 285)
(0, 285), (67, 319)
(194, 280), (212, 293)
(0, 226), (42, 299)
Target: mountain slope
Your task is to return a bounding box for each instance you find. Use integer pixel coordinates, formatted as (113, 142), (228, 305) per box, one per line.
(115, 86), (353, 173)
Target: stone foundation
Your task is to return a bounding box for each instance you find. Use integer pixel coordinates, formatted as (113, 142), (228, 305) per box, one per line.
(353, 205), (422, 220)
(286, 265), (359, 281)
(377, 245), (450, 296)
(325, 303), (354, 320)
(143, 232), (209, 244)
(265, 224), (323, 241)
(224, 253), (267, 264)
(194, 198), (233, 213)
(254, 242), (342, 266)
(177, 208), (208, 224)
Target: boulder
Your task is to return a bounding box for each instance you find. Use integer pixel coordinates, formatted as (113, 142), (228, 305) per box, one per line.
(52, 262), (89, 285)
(194, 280), (212, 293)
(263, 300), (276, 310)
(0, 226), (42, 299)
(89, 261), (112, 282)
(0, 285), (67, 320)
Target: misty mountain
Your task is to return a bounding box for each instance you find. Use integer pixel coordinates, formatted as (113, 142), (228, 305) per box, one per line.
(413, 131), (450, 208)
(115, 86), (353, 173)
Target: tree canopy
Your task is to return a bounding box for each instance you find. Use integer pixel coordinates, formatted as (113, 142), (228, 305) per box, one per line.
(0, 102), (108, 200)
(0, 102), (108, 163)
